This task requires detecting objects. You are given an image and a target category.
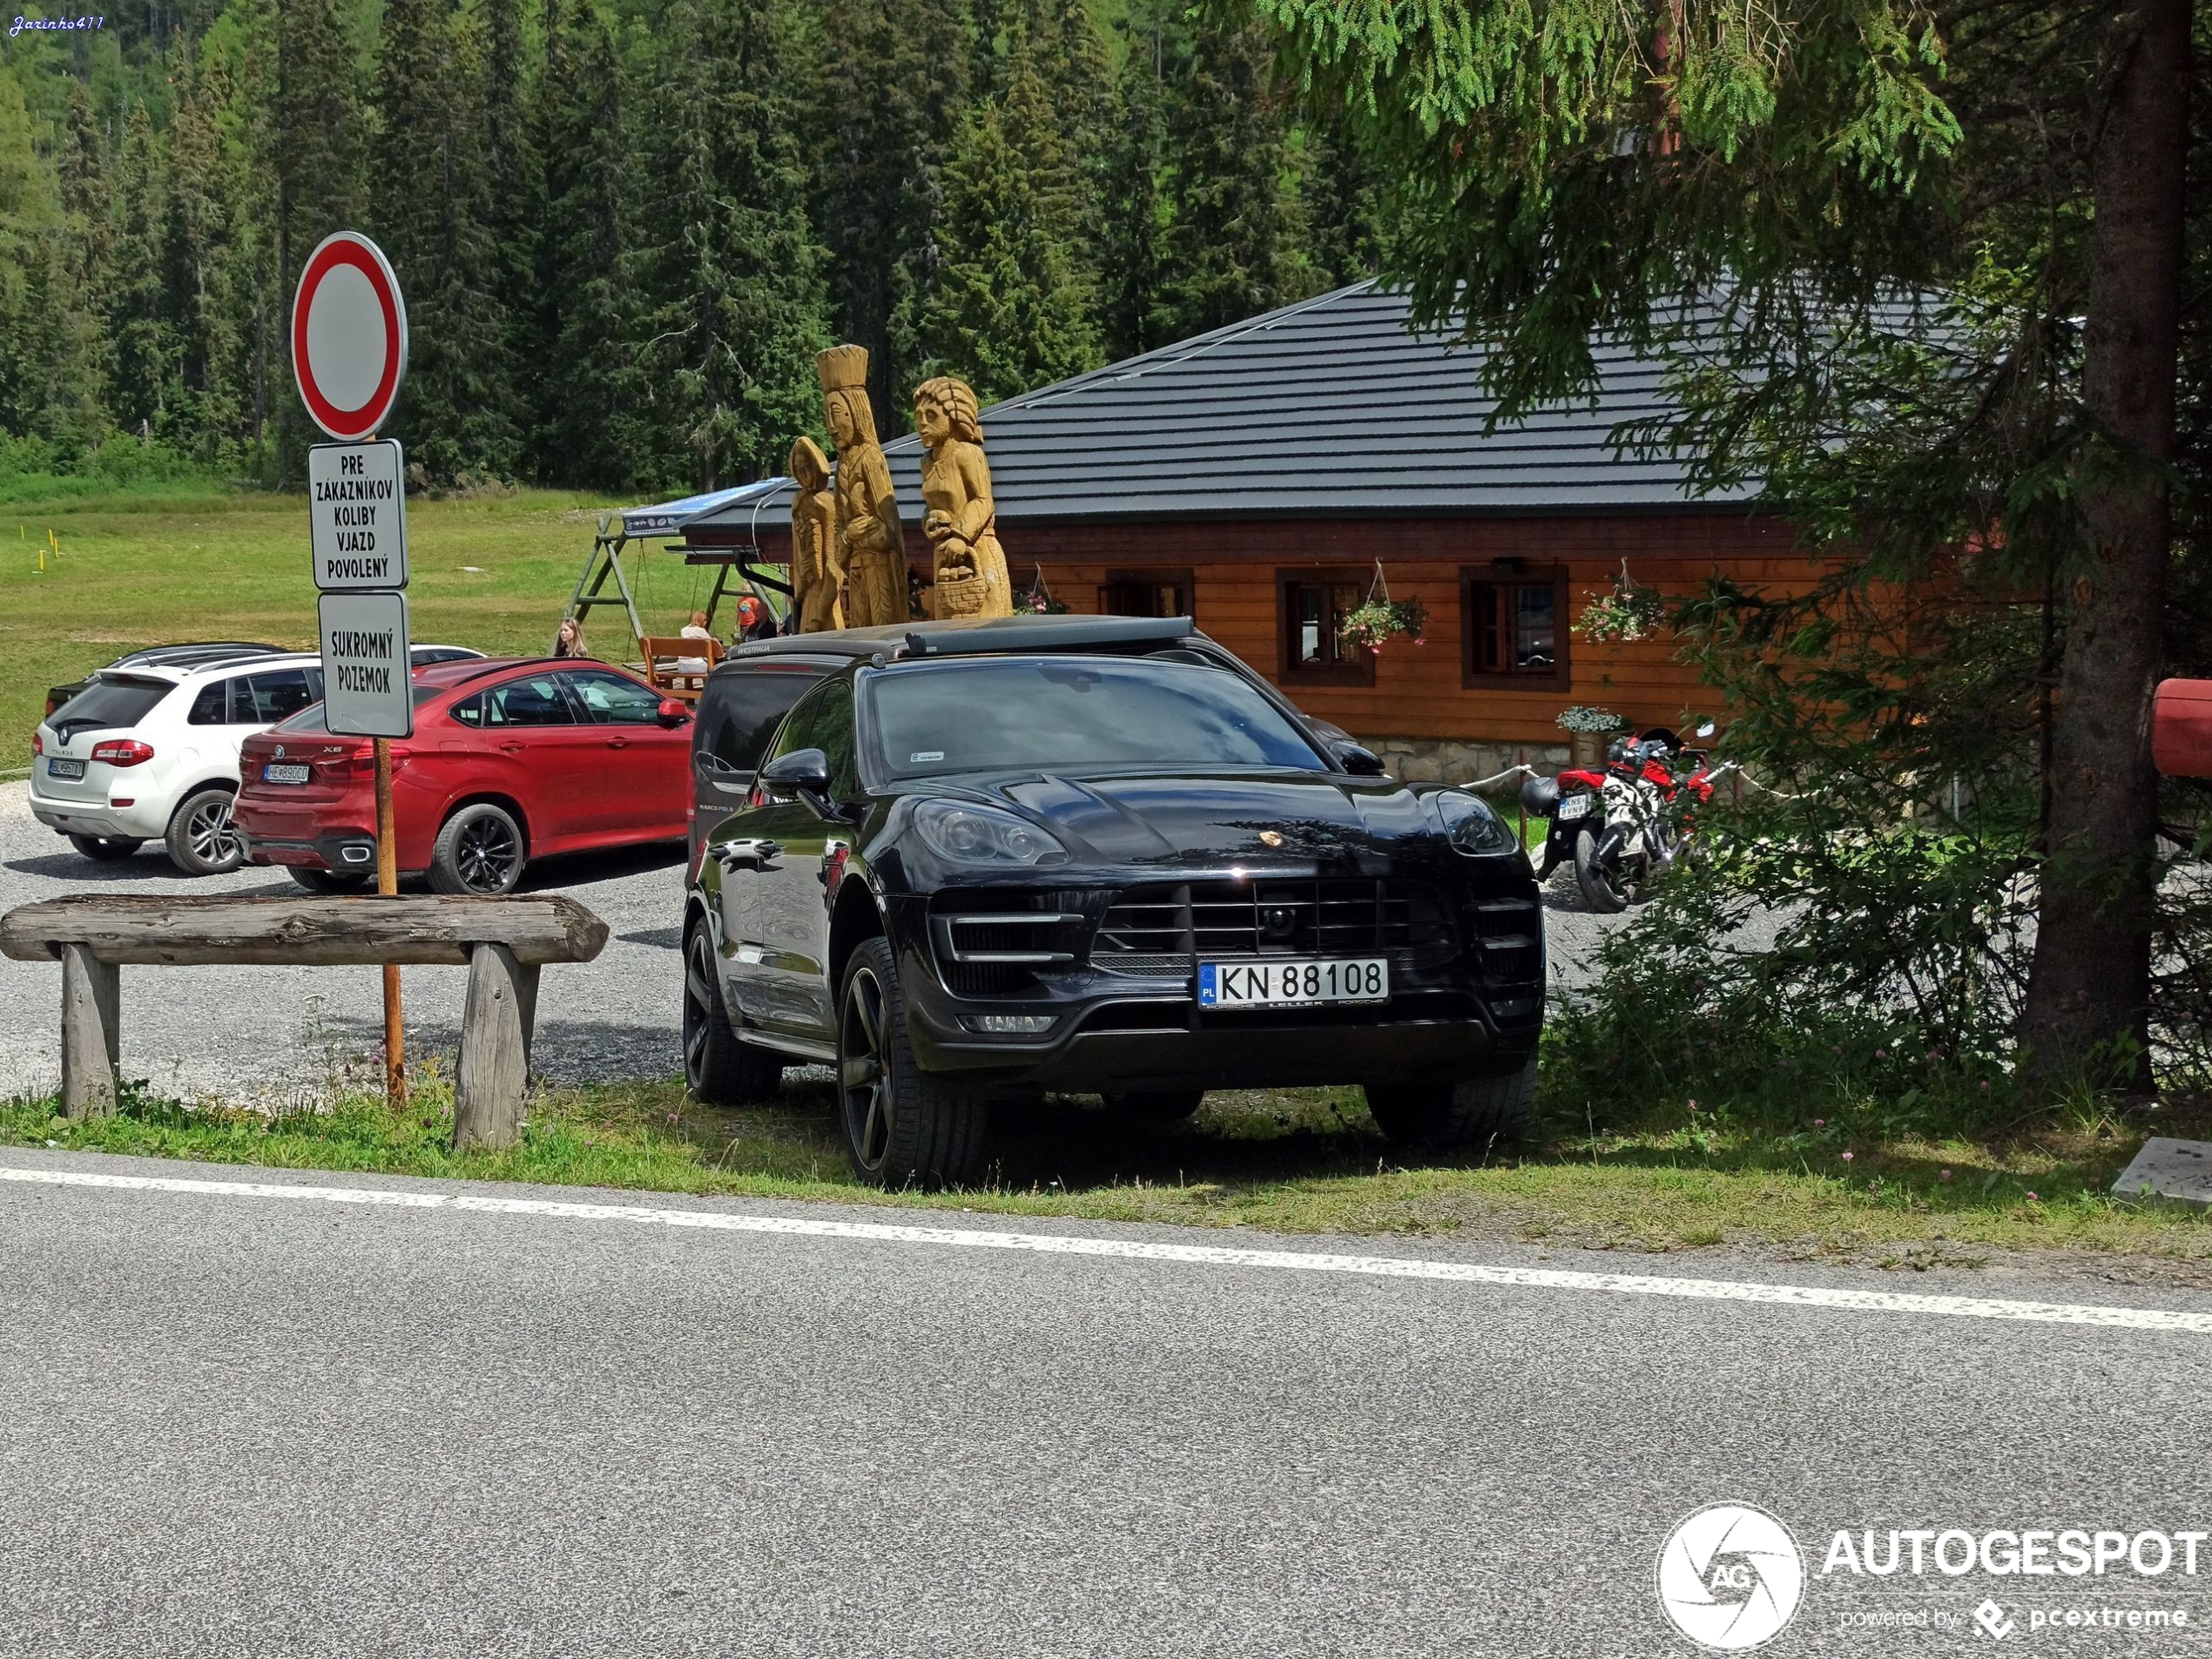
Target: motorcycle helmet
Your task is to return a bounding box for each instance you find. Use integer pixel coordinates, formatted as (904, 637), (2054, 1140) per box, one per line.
(1607, 736), (1634, 763)
(1521, 772), (1560, 816)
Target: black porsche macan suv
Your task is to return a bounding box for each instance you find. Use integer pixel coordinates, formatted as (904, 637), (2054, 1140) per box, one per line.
(680, 614), (1545, 1187)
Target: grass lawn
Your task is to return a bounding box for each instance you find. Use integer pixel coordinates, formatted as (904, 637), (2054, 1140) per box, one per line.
(8, 1068), (2209, 1273)
(3, 482), (641, 767)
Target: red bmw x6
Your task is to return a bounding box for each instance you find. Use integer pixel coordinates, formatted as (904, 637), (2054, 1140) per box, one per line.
(235, 657), (691, 894)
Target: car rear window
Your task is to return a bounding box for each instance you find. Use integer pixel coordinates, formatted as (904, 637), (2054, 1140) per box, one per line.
(273, 685), (444, 733)
(695, 664), (827, 776)
(867, 658), (1327, 779)
(50, 676), (172, 738)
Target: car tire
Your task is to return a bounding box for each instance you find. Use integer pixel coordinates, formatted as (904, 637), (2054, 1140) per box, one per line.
(165, 786), (246, 876)
(837, 936), (988, 1189)
(287, 867), (371, 894)
(429, 802), (526, 895)
(68, 833), (142, 862)
(1102, 1089), (1205, 1123)
(1573, 826), (1630, 914)
(1366, 1055), (1537, 1151)
(683, 921), (784, 1103)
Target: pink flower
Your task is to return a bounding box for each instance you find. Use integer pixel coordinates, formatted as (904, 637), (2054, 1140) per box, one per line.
(2025, 1190), (2039, 1202)
(1939, 1169), (1952, 1182)
(1840, 1150), (1855, 1163)
(1686, 1099), (1697, 1111)
(1813, 1118), (1825, 1128)
(1979, 1081), (1990, 1092)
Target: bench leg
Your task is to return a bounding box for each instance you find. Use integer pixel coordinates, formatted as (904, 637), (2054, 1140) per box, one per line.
(60, 944), (120, 1119)
(455, 943), (531, 1151)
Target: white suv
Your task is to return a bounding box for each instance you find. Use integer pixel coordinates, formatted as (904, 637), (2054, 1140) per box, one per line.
(30, 652), (334, 873)
(30, 644), (486, 874)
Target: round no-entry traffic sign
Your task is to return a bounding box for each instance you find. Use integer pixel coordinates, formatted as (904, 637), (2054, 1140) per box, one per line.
(292, 232), (408, 442)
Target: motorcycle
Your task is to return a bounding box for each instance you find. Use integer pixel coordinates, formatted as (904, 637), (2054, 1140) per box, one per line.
(1521, 725), (1725, 913)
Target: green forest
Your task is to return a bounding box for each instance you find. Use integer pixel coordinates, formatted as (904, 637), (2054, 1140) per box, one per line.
(0, 0), (1389, 496)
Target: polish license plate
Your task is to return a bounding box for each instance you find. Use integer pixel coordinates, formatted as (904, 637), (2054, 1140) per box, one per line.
(1558, 792), (1593, 820)
(262, 763), (312, 785)
(46, 758), (85, 779)
(1198, 958), (1389, 1008)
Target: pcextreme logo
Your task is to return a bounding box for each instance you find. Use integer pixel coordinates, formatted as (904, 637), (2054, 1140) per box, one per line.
(1657, 1502), (1807, 1651)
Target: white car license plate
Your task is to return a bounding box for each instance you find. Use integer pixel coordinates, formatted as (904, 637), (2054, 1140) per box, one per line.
(46, 758), (85, 780)
(262, 763), (312, 785)
(1558, 792), (1593, 820)
(1198, 958), (1389, 1008)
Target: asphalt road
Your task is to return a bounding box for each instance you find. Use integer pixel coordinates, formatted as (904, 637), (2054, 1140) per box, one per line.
(3, 1145), (2209, 1658)
(1, 782), (1631, 1103)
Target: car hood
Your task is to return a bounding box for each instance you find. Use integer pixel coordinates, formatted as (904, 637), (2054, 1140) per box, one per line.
(976, 770), (1433, 868)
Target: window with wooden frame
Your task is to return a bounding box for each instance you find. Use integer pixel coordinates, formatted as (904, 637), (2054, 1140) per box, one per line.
(1278, 569), (1375, 685)
(1099, 570), (1195, 619)
(1461, 565), (1568, 689)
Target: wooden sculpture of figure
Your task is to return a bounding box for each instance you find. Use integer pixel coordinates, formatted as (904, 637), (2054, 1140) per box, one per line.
(788, 435), (844, 632)
(819, 345), (907, 629)
(914, 375), (1010, 619)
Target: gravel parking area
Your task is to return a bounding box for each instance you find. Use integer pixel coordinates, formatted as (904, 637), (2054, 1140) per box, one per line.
(3, 780), (1635, 1103)
(2, 781), (691, 1103)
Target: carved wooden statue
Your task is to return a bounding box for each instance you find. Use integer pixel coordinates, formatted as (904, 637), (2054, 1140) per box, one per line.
(819, 345), (907, 629)
(914, 375), (1010, 619)
(788, 435), (844, 632)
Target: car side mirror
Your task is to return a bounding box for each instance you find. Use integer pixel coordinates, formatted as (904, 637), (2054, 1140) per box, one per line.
(759, 746), (832, 798)
(657, 698), (691, 727)
(1332, 741), (1387, 777)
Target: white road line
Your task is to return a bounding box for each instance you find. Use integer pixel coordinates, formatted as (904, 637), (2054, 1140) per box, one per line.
(4, 1163), (2207, 1334)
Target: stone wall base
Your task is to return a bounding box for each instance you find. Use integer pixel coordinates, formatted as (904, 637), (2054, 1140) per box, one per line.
(1359, 735), (1570, 787)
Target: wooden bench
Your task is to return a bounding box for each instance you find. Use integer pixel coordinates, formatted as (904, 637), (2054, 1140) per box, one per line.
(0, 894), (610, 1150)
(638, 635), (721, 701)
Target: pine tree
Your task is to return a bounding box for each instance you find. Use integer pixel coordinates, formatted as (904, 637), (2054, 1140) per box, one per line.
(1097, 20), (1172, 361)
(1163, 13), (1298, 338)
(820, 0), (971, 422)
(164, 44), (249, 460)
(111, 100), (177, 434)
(475, 0), (543, 455)
(636, 0), (830, 490)
(1299, 117), (1389, 290)
(47, 80), (114, 448)
(1030, 0), (1108, 266)
(374, 0), (517, 478)
(0, 73), (65, 440)
(913, 88), (1098, 403)
(536, 7), (638, 489)
(273, 0), (363, 477)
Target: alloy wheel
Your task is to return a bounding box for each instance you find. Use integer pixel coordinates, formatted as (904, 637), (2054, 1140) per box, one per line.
(840, 964), (892, 1171)
(186, 794), (242, 868)
(455, 813), (521, 893)
(682, 929), (715, 1086)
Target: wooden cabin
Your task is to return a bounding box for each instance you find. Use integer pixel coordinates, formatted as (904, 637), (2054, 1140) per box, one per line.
(679, 282), (1821, 781)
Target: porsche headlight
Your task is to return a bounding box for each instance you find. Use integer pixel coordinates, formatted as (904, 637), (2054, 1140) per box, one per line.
(911, 799), (1069, 866)
(1433, 790), (1514, 854)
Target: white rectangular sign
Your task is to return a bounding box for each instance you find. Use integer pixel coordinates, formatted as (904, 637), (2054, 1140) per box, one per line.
(308, 440), (408, 590)
(319, 590), (413, 738)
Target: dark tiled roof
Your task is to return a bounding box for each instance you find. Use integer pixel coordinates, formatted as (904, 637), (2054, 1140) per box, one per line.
(682, 280), (1750, 543)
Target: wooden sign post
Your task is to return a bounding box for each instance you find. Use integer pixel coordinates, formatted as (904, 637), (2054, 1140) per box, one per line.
(293, 230), (412, 1108)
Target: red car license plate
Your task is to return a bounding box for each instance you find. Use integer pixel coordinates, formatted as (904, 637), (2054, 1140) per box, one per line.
(262, 763), (312, 785)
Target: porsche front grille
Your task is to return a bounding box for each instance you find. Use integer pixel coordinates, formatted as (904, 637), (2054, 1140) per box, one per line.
(1090, 879), (1454, 972)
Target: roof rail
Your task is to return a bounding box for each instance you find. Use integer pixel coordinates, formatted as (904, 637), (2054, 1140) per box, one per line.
(894, 615), (1197, 658)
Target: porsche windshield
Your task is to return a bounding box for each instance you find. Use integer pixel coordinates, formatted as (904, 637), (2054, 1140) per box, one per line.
(867, 658), (1328, 779)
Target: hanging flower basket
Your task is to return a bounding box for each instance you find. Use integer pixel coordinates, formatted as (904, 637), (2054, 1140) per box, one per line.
(1574, 560), (1668, 643)
(1023, 566), (1069, 615)
(1337, 562), (1426, 654)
